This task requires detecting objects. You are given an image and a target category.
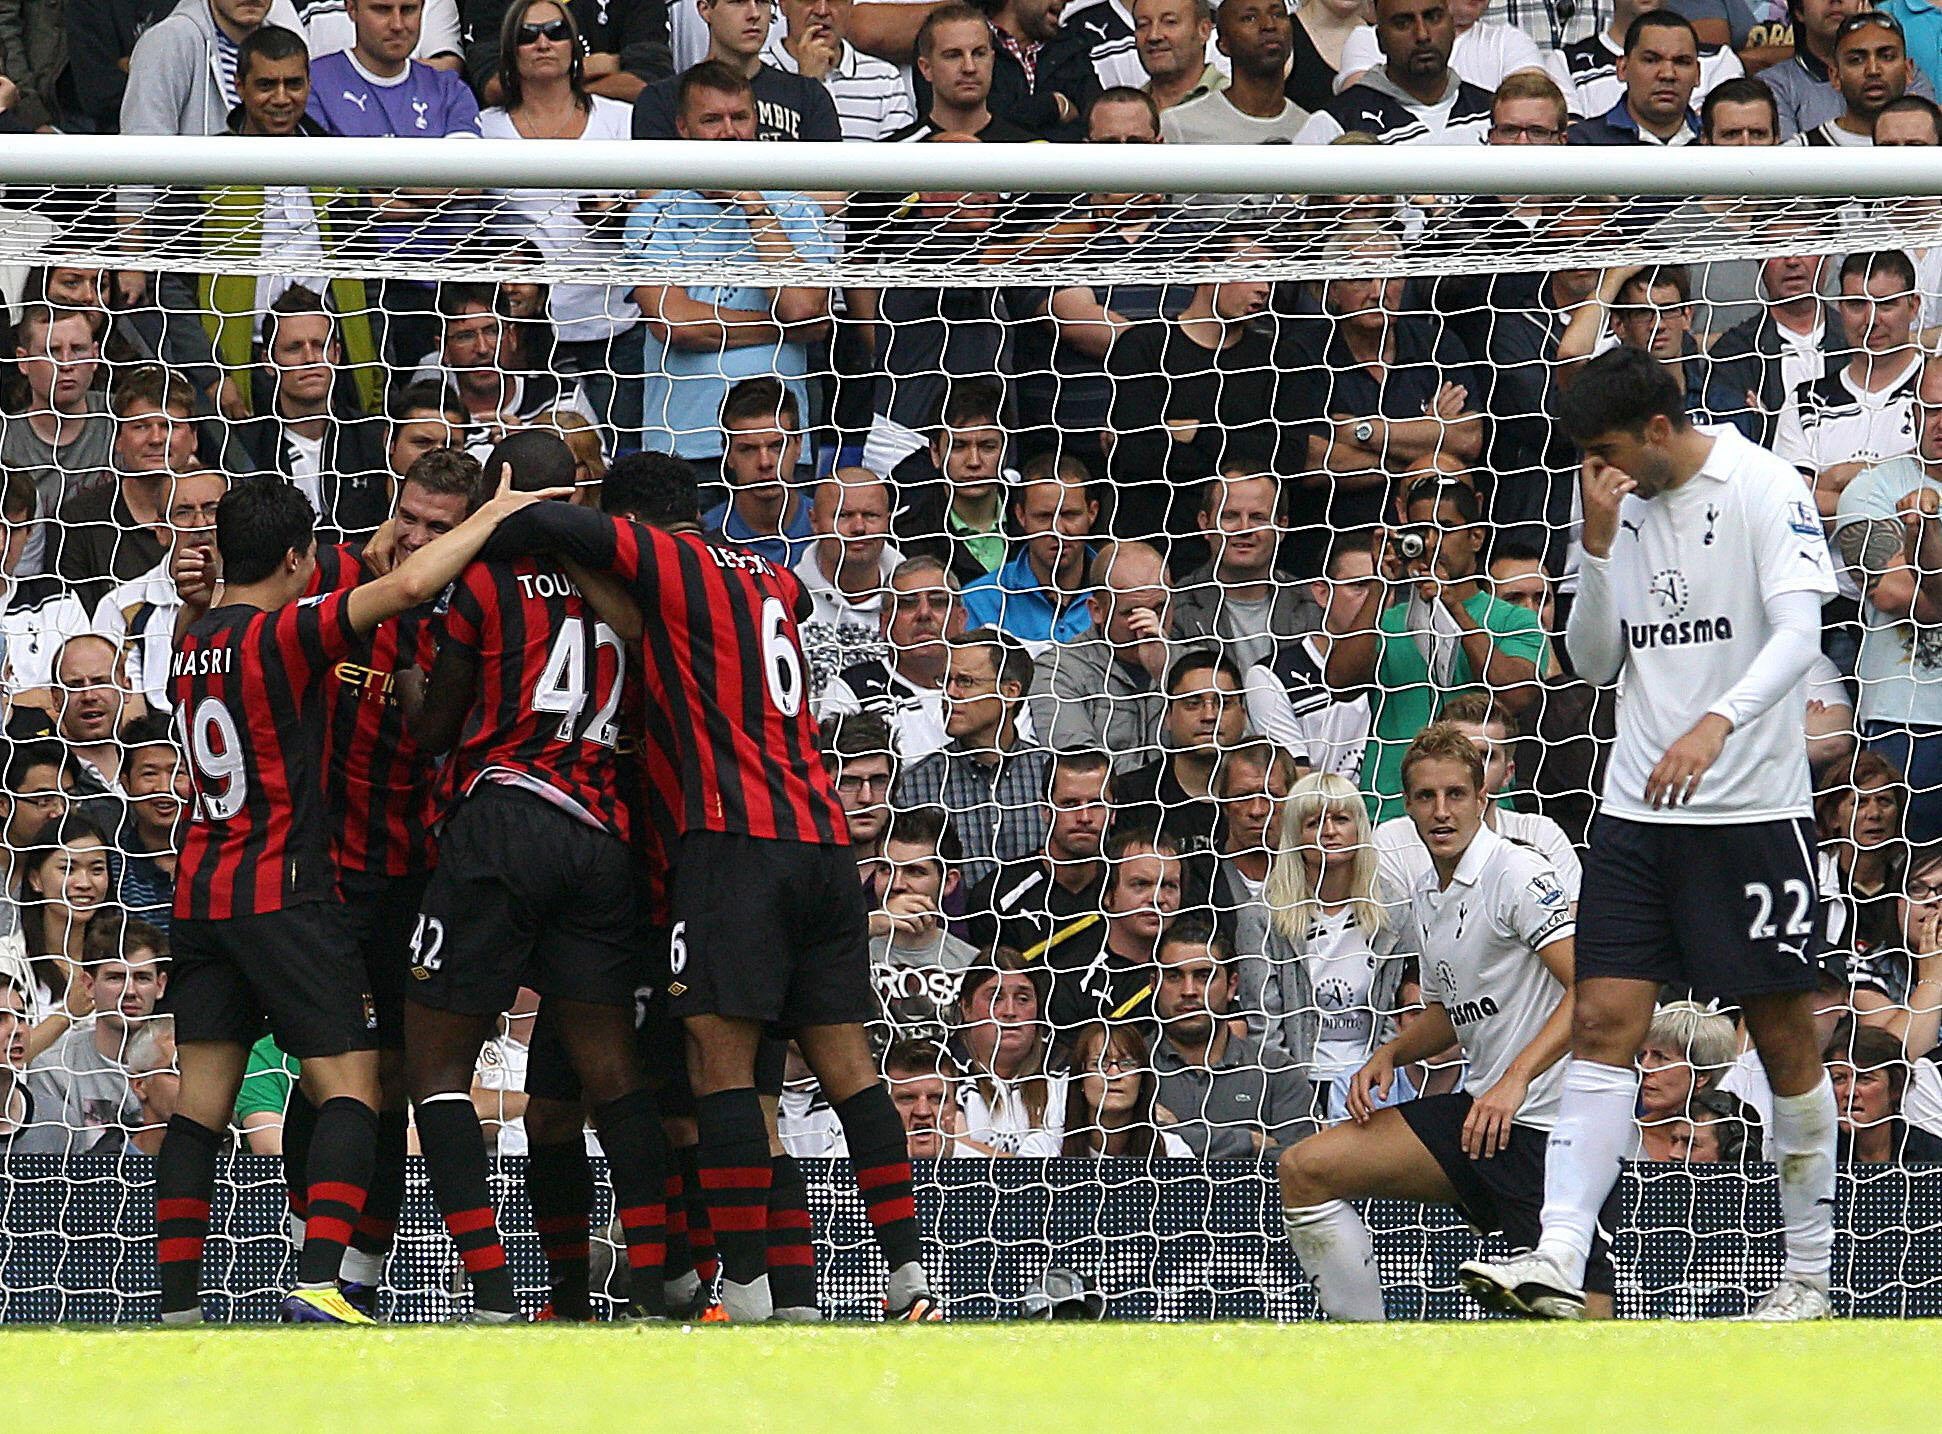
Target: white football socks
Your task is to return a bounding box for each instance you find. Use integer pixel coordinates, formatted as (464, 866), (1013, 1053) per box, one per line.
(1535, 1060), (1637, 1288)
(1770, 1076), (1837, 1285)
(1282, 1201), (1385, 1321)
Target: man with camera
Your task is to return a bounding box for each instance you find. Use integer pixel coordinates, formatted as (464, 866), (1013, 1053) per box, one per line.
(1323, 458), (1552, 820)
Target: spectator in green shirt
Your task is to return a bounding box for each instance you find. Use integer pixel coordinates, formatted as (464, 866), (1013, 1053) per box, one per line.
(234, 1034), (300, 1155)
(1323, 464), (1549, 820)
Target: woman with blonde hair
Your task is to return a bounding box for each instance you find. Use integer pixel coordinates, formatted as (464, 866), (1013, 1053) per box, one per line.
(1246, 771), (1412, 1119)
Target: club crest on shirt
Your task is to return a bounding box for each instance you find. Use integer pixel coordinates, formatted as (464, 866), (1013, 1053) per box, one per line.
(1789, 499), (1822, 538)
(1648, 568), (1688, 619)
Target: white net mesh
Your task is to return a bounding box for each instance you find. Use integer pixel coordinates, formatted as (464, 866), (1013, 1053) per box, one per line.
(0, 140), (1939, 1322)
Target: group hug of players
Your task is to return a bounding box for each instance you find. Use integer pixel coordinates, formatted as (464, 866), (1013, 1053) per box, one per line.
(156, 344), (1842, 1325)
(156, 428), (935, 1325)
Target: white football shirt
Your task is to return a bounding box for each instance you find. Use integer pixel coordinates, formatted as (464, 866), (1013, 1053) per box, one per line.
(1410, 824), (1575, 1129)
(1590, 424), (1838, 825)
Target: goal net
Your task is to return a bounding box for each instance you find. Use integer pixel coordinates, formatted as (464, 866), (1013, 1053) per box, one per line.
(1, 138), (1939, 1322)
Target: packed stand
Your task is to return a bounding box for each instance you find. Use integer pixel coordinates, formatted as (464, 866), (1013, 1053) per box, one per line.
(0, 0), (1935, 1326)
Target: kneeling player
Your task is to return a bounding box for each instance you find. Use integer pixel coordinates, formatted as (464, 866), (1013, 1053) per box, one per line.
(1276, 723), (1609, 1320)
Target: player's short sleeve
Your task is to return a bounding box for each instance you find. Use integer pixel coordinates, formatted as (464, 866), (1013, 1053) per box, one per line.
(1499, 854), (1576, 951)
(275, 588), (360, 681)
(1746, 466), (1840, 603)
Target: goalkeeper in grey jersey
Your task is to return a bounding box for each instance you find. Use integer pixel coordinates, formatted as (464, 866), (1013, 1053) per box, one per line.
(1275, 723), (1610, 1320)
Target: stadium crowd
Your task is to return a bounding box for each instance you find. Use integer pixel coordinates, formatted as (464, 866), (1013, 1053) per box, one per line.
(0, 0), (1940, 1319)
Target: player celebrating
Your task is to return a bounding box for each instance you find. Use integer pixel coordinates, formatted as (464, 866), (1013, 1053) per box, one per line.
(1462, 346), (1842, 1321)
(401, 431), (673, 1324)
(480, 455), (940, 1323)
(1278, 723), (1602, 1320)
(288, 449), (488, 1316)
(158, 474), (556, 1326)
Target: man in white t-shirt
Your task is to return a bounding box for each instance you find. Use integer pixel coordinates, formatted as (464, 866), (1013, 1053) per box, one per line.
(1463, 347), (1841, 1323)
(1277, 721), (1590, 1321)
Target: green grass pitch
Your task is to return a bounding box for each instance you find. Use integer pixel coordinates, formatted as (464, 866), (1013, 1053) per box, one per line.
(8, 1322), (1929, 1432)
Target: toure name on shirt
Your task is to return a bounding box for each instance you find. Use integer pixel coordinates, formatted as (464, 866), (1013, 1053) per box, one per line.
(515, 571), (583, 601)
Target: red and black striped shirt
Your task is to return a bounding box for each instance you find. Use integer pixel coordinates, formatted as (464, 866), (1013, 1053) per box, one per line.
(307, 543), (441, 876)
(171, 592), (361, 921)
(485, 503), (847, 846)
(435, 554), (632, 842)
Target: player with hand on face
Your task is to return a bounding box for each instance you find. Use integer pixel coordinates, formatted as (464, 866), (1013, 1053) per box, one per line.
(1461, 346), (1842, 1322)
(1276, 723), (1597, 1321)
(157, 471), (560, 1327)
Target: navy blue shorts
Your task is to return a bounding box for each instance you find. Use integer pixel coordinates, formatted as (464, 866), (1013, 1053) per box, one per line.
(1576, 815), (1822, 1001)
(1397, 1092), (1619, 1297)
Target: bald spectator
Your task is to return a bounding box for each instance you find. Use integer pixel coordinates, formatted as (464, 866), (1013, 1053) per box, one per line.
(895, 628), (1053, 888)
(793, 469), (902, 701)
(821, 554), (964, 764)
(958, 455), (1099, 651)
(1170, 468), (1321, 672)
(53, 634), (138, 795)
(1028, 540), (1173, 769)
